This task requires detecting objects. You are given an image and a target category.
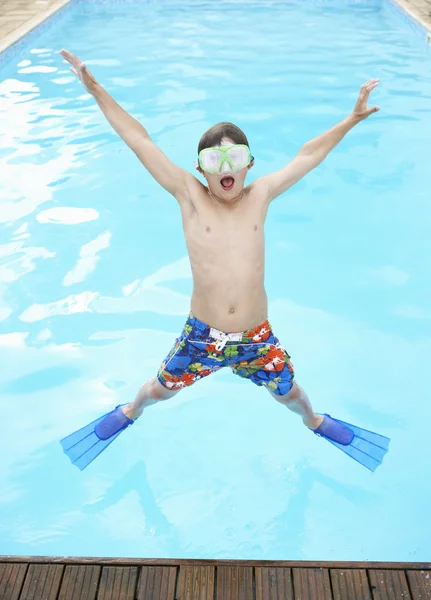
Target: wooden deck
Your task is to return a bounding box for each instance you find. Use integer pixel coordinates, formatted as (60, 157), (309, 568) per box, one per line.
(1, 557), (430, 600)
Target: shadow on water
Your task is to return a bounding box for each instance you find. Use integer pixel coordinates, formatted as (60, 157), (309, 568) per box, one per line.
(1, 445), (182, 556)
(82, 460), (181, 548)
(2, 441), (374, 558)
(265, 459), (375, 558)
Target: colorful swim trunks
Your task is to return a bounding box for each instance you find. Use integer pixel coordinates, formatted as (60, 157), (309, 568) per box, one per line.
(157, 313), (295, 396)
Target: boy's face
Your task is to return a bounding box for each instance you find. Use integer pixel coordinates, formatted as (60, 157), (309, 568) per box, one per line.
(196, 137), (254, 202)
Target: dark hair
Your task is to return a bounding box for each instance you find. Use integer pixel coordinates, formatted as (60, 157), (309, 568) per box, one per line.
(198, 122), (249, 154)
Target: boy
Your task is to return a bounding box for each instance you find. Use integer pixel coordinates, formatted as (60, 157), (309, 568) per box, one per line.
(60, 49), (389, 471)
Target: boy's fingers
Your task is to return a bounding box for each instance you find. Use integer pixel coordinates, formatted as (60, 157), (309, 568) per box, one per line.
(70, 67), (78, 76)
(361, 89), (370, 102)
(61, 48), (80, 67)
(61, 48), (76, 59)
(60, 49), (72, 60)
(361, 79), (379, 91)
(367, 83), (379, 94)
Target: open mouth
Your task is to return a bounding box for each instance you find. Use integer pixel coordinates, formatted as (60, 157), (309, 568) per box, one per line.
(220, 176), (235, 191)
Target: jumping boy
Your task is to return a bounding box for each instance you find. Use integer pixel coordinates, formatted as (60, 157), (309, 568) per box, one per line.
(59, 49), (389, 472)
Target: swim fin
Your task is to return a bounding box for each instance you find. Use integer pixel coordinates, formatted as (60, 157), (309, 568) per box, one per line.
(60, 405), (134, 471)
(314, 414), (390, 472)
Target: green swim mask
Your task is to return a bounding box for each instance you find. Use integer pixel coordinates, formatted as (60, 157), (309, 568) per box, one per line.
(198, 144), (253, 174)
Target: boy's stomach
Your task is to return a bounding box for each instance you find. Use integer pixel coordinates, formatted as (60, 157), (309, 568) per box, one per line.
(187, 235), (267, 331)
(190, 281), (268, 333)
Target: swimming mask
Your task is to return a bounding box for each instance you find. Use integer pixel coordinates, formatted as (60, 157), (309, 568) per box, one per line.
(198, 144), (253, 174)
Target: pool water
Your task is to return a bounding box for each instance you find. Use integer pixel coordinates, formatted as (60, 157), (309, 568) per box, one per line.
(1, 0), (430, 561)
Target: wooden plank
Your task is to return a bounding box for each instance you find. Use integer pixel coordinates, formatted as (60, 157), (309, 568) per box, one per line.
(368, 569), (412, 600)
(255, 567), (293, 600)
(292, 567), (333, 600)
(0, 563), (28, 600)
(20, 564), (64, 600)
(331, 569), (371, 600)
(216, 566), (253, 600)
(97, 566), (138, 600)
(176, 566), (215, 600)
(406, 570), (431, 600)
(58, 565), (100, 600)
(137, 566), (177, 600)
(1, 556), (430, 570)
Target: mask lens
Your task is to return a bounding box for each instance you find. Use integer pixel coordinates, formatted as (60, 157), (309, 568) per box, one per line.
(226, 145), (249, 169)
(200, 149), (223, 172)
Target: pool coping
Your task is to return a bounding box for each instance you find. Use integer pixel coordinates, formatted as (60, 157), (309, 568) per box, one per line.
(0, 0), (72, 56)
(0, 0), (430, 60)
(390, 0), (431, 40)
(1, 556), (431, 568)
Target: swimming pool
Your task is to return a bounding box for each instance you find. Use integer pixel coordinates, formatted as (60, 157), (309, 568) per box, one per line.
(1, 0), (430, 561)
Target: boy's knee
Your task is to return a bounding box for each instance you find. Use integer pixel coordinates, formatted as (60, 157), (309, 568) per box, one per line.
(148, 377), (177, 400)
(274, 381), (301, 404)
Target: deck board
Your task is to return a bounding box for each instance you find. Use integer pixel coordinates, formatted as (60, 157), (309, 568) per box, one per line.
(137, 566), (177, 600)
(255, 567), (293, 600)
(176, 565), (215, 600)
(97, 566), (138, 600)
(0, 558), (430, 600)
(292, 567), (333, 600)
(57, 565), (100, 600)
(216, 566), (254, 600)
(368, 569), (412, 600)
(330, 568), (372, 600)
(406, 570), (431, 600)
(0, 563), (28, 600)
(20, 564), (64, 600)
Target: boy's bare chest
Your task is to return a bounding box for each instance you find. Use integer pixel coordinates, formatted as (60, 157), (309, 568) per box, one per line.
(184, 206), (264, 252)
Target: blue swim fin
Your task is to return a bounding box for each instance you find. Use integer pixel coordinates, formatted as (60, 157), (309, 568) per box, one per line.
(60, 405), (134, 471)
(314, 414), (390, 472)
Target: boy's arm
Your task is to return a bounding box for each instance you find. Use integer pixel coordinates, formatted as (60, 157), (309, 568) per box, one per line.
(60, 49), (193, 200)
(257, 79), (380, 202)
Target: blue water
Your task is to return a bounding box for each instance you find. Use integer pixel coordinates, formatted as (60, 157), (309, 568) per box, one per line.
(1, 0), (430, 562)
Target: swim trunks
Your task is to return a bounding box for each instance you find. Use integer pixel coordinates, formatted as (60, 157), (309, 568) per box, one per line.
(157, 313), (295, 396)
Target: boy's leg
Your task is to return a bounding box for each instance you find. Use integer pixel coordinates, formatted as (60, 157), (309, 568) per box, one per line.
(122, 377), (179, 420)
(269, 382), (323, 430)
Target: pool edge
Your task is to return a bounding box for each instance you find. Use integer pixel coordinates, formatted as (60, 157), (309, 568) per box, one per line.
(390, 0), (431, 40)
(1, 556), (430, 568)
(2, 558), (429, 600)
(0, 0), (73, 56)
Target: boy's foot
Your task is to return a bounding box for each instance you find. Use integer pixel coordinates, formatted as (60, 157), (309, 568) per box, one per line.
(95, 405), (134, 440)
(122, 402), (144, 420)
(312, 414), (354, 446)
(304, 415), (324, 430)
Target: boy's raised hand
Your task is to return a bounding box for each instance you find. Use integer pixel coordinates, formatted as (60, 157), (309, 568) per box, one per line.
(60, 49), (98, 95)
(352, 79), (380, 120)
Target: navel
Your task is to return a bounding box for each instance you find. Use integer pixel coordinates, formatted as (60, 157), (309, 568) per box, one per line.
(206, 226), (211, 233)
(254, 224), (258, 231)
(229, 307), (235, 314)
